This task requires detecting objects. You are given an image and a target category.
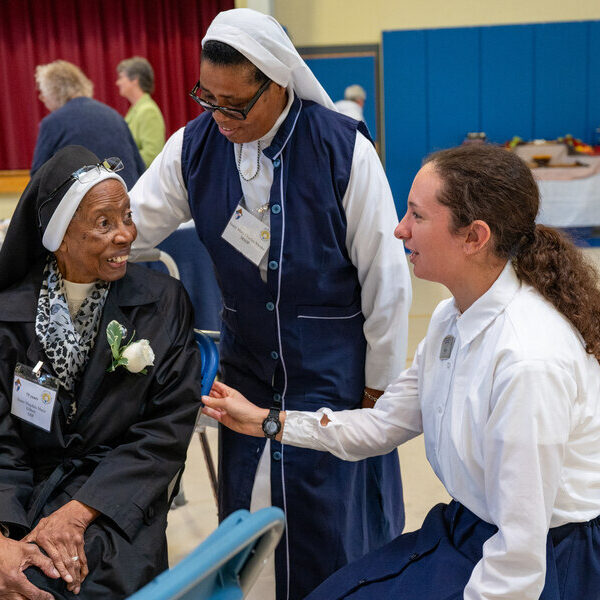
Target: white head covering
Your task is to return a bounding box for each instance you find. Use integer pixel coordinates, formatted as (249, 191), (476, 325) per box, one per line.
(42, 172), (127, 251)
(202, 8), (336, 111)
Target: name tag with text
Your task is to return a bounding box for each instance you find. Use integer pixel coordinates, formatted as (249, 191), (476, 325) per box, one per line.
(11, 363), (58, 432)
(221, 204), (270, 267)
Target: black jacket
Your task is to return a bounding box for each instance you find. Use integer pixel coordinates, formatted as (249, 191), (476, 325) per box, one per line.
(0, 262), (202, 598)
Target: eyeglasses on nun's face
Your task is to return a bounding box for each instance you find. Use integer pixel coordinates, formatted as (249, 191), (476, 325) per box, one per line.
(38, 157), (124, 228)
(188, 78), (272, 120)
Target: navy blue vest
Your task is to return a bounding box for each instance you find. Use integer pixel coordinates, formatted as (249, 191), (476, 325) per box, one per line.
(182, 97), (403, 599)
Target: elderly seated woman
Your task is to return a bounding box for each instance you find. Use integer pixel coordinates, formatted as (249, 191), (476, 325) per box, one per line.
(0, 146), (202, 599)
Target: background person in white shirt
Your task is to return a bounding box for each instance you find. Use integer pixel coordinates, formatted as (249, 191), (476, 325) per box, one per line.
(202, 143), (600, 600)
(334, 84), (366, 123)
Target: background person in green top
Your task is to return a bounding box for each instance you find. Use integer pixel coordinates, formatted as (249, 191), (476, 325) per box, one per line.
(116, 57), (165, 167)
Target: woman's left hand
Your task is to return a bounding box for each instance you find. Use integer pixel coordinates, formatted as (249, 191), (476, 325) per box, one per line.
(22, 500), (99, 595)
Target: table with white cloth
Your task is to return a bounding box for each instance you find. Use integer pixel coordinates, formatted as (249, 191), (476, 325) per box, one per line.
(536, 162), (600, 228)
(511, 146), (600, 229)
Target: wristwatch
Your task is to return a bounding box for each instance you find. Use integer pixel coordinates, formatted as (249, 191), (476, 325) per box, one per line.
(262, 407), (281, 439)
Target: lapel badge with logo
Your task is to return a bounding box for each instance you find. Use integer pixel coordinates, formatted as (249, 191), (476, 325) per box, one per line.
(439, 335), (455, 360)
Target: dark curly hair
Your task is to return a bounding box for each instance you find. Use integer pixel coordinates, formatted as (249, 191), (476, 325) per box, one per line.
(425, 144), (600, 361)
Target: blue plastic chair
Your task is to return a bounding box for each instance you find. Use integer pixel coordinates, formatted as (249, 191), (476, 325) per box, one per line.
(130, 253), (221, 507)
(192, 329), (220, 506)
(128, 507), (285, 600)
(194, 330), (220, 396)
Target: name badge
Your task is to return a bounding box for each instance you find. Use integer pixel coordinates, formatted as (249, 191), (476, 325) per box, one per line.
(221, 204), (270, 267)
(11, 362), (59, 432)
(439, 335), (455, 360)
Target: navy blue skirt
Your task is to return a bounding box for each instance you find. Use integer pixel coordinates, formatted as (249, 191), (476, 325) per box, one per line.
(305, 500), (600, 599)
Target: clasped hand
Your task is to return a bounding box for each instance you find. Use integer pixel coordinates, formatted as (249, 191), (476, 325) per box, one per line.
(0, 536), (58, 600)
(0, 500), (98, 598)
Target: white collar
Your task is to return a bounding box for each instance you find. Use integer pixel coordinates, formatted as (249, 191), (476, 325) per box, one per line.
(452, 261), (521, 349)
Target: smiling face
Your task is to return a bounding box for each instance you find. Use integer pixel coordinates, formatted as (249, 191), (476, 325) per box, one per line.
(198, 59), (287, 144)
(54, 179), (137, 283)
(394, 163), (466, 286)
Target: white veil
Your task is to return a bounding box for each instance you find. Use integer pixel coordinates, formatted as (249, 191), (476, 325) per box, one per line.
(202, 8), (336, 111)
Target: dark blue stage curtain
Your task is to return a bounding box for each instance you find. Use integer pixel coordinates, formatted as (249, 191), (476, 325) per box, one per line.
(0, 0), (232, 170)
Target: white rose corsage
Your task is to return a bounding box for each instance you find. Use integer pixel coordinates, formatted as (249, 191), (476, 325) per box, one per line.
(106, 320), (155, 374)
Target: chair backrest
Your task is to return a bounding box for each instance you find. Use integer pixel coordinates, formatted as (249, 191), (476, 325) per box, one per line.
(127, 507), (285, 600)
(194, 330), (219, 396)
(130, 248), (181, 279)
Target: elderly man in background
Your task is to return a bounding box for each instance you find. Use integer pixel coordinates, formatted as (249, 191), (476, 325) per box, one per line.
(334, 84), (367, 122)
(32, 60), (145, 189)
(116, 57), (166, 168)
(129, 8), (411, 600)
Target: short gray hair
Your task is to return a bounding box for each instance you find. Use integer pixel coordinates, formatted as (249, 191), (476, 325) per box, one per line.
(344, 84), (366, 102)
(117, 56), (155, 94)
(35, 60), (93, 108)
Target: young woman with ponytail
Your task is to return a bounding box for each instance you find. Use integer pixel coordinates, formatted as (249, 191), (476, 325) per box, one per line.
(202, 144), (600, 600)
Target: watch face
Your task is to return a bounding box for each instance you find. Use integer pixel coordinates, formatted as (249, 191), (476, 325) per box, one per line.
(264, 419), (279, 436)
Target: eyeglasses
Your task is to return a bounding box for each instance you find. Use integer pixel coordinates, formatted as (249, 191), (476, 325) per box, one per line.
(38, 157), (124, 227)
(47, 157), (124, 200)
(188, 79), (271, 120)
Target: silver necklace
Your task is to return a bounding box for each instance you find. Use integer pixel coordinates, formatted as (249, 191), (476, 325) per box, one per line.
(237, 140), (261, 182)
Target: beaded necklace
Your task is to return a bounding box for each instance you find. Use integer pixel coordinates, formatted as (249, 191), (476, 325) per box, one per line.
(236, 140), (262, 181)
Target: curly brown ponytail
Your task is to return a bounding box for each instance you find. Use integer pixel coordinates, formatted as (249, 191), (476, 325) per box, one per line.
(514, 226), (600, 360)
(425, 144), (600, 361)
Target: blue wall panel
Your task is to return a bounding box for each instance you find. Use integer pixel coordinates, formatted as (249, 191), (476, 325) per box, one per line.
(382, 29), (428, 214)
(480, 25), (534, 143)
(533, 22), (589, 140)
(427, 27), (480, 151)
(305, 55), (377, 138)
(382, 20), (600, 216)
(587, 22), (600, 145)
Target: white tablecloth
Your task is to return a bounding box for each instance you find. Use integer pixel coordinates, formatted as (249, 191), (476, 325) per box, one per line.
(536, 157), (600, 227)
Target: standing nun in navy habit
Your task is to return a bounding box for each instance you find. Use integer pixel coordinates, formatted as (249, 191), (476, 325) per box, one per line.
(202, 145), (600, 599)
(128, 8), (412, 600)
(0, 146), (201, 599)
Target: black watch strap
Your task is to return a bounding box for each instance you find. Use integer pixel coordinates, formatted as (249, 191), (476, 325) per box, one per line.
(262, 407), (282, 439)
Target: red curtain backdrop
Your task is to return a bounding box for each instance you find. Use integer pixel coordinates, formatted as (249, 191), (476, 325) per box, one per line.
(0, 0), (232, 170)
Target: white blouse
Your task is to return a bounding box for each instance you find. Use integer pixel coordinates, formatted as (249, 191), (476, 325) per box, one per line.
(283, 262), (600, 599)
(63, 279), (95, 319)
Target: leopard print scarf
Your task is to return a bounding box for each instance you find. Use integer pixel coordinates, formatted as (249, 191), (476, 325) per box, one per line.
(35, 257), (109, 393)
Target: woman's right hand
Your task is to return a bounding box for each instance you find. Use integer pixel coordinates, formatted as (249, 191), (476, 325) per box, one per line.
(202, 381), (281, 438)
(0, 536), (59, 600)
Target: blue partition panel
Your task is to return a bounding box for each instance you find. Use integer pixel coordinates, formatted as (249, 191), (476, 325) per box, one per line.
(587, 21), (600, 145)
(305, 55), (378, 139)
(533, 22), (589, 140)
(382, 29), (428, 212)
(383, 20), (600, 216)
(480, 24), (534, 143)
(427, 27), (481, 152)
